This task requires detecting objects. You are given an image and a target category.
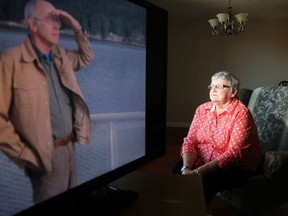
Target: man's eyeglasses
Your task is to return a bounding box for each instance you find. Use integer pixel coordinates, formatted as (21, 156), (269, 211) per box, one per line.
(208, 84), (231, 90)
(34, 16), (62, 27)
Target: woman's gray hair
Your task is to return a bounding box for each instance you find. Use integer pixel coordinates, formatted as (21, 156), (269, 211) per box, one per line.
(211, 71), (240, 94)
(24, 0), (41, 21)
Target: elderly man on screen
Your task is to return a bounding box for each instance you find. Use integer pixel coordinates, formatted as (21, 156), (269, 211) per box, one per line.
(0, 0), (94, 203)
(180, 71), (262, 204)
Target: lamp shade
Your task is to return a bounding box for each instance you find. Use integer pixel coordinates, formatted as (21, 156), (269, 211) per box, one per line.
(235, 13), (248, 23)
(208, 19), (219, 28)
(216, 13), (229, 23)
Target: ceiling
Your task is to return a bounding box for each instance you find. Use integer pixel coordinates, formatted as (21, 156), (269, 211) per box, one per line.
(146, 0), (288, 20)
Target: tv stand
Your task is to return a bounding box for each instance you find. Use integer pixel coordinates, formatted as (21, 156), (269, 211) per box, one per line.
(80, 185), (139, 215)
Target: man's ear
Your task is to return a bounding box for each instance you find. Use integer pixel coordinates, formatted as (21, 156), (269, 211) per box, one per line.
(27, 17), (37, 32)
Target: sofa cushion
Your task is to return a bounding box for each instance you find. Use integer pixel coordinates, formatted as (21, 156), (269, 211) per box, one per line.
(248, 86), (288, 152)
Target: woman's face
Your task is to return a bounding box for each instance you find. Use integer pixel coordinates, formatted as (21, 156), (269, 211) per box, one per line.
(209, 77), (236, 104)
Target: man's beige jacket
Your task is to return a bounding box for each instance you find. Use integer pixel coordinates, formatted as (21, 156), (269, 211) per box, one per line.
(0, 31), (94, 173)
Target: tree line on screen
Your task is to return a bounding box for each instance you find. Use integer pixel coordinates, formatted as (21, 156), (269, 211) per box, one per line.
(0, 0), (146, 45)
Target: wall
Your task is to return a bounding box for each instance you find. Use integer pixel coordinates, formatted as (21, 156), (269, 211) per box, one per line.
(166, 17), (288, 127)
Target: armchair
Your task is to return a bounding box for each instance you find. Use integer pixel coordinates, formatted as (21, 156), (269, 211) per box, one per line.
(217, 86), (288, 215)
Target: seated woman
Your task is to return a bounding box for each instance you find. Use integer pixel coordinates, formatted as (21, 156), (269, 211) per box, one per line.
(180, 71), (263, 204)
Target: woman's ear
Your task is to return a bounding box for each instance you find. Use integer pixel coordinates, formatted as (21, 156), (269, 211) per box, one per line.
(231, 88), (238, 98)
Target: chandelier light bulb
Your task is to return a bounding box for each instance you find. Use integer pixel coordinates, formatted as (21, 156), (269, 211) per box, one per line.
(216, 13), (229, 23)
(234, 13), (248, 23)
(208, 19), (219, 28)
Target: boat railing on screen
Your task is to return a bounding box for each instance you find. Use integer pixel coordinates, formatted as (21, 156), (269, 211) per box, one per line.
(90, 112), (145, 168)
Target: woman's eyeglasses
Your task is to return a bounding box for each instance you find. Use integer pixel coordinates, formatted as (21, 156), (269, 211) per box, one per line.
(208, 84), (231, 90)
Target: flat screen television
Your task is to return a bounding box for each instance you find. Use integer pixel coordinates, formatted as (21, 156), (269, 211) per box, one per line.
(0, 0), (167, 215)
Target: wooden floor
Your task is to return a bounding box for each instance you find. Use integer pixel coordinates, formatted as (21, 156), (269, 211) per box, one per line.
(138, 127), (288, 216)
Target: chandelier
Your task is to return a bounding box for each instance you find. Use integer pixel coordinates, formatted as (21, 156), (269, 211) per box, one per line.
(208, 0), (248, 37)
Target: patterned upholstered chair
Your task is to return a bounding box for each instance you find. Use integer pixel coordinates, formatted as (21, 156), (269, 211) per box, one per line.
(217, 86), (288, 215)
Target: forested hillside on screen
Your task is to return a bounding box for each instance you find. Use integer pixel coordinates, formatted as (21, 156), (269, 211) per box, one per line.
(0, 0), (146, 45)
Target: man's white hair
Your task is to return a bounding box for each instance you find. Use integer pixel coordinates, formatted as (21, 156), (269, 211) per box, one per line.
(24, 0), (45, 21)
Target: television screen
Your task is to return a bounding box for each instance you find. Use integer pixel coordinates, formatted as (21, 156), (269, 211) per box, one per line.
(0, 0), (167, 215)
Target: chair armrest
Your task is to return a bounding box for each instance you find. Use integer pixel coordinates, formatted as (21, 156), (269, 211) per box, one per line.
(263, 151), (288, 178)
